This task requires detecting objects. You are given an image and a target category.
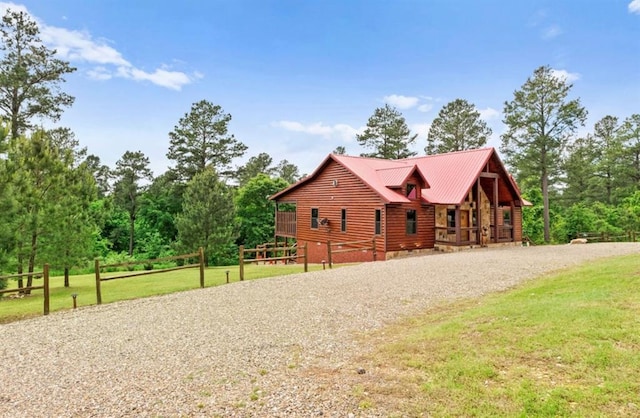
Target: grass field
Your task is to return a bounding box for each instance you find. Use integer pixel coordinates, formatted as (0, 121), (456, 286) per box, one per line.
(0, 263), (324, 323)
(354, 254), (640, 417)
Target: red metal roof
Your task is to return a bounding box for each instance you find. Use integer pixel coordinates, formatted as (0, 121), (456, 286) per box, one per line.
(271, 148), (525, 206)
(413, 148), (494, 204)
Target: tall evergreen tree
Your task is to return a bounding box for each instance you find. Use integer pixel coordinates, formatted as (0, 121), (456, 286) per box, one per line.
(619, 114), (640, 195)
(563, 135), (599, 206)
(235, 152), (275, 186)
(356, 104), (417, 159)
(40, 130), (97, 286)
(85, 154), (112, 198)
(332, 146), (346, 155)
(501, 65), (587, 242)
(426, 98), (492, 154)
(0, 9), (75, 142)
(592, 115), (624, 204)
(176, 168), (236, 265)
(274, 159), (300, 184)
(167, 100), (247, 182)
(113, 151), (153, 256)
(3, 130), (71, 290)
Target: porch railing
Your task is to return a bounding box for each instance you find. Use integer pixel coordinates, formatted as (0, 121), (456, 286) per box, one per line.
(435, 227), (479, 245)
(275, 211), (296, 236)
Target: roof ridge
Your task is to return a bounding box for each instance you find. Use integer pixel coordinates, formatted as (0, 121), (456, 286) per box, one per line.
(401, 147), (494, 162)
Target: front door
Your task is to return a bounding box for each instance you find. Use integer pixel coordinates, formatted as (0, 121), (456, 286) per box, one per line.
(460, 210), (469, 242)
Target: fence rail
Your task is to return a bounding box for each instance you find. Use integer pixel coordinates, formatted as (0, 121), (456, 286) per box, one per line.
(0, 265), (50, 315)
(577, 231), (638, 243)
(239, 243), (308, 281)
(327, 238), (376, 268)
(94, 248), (205, 304)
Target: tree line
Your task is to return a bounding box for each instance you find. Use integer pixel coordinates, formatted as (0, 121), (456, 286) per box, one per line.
(347, 67), (640, 245)
(0, 8), (639, 290)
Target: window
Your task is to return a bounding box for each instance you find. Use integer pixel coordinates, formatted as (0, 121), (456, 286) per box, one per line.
(406, 183), (417, 199)
(406, 210), (417, 235)
(503, 208), (511, 225)
(341, 209), (347, 232)
(375, 209), (381, 235)
(447, 209), (456, 228)
(311, 208), (319, 229)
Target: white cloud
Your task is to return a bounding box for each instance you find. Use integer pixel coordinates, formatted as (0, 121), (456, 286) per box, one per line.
(0, 2), (28, 15)
(272, 121), (363, 141)
(478, 107), (500, 120)
(383, 94), (420, 109)
(0, 2), (197, 90)
(410, 123), (431, 139)
(550, 68), (581, 83)
(542, 25), (562, 40)
(629, 0), (640, 14)
(86, 66), (112, 80)
(417, 103), (434, 113)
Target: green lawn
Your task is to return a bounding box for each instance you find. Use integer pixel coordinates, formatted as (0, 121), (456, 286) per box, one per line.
(0, 263), (324, 323)
(355, 254), (640, 417)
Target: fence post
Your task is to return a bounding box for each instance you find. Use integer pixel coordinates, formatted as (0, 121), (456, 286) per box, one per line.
(95, 258), (102, 305)
(303, 242), (308, 273)
(327, 241), (332, 269)
(198, 247), (205, 288)
(239, 245), (245, 281)
(372, 237), (377, 262)
(43, 264), (50, 316)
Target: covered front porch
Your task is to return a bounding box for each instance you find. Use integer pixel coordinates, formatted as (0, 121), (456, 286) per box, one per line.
(434, 174), (521, 250)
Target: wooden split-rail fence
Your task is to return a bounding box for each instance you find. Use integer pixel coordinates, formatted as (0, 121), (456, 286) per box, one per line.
(0, 265), (50, 315)
(239, 243), (308, 281)
(94, 248), (205, 304)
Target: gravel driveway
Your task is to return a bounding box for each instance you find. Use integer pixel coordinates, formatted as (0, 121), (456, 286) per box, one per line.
(1, 243), (638, 417)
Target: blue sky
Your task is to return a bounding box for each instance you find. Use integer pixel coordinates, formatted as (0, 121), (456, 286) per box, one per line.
(2, 1), (639, 176)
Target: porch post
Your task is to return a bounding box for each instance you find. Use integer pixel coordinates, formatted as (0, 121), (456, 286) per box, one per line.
(494, 178), (499, 243)
(476, 179), (481, 244)
(274, 202), (279, 244)
(511, 200), (516, 242)
(455, 207), (461, 245)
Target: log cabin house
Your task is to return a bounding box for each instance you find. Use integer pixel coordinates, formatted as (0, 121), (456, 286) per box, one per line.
(270, 147), (529, 263)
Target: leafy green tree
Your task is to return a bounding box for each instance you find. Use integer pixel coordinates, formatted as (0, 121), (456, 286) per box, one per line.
(357, 104), (417, 159)
(620, 191), (640, 232)
(501, 65), (587, 242)
(98, 199), (130, 254)
(113, 151), (153, 256)
(236, 152), (275, 186)
(0, 9), (75, 142)
(426, 99), (492, 155)
(167, 100), (247, 182)
(235, 174), (289, 250)
(274, 159), (300, 184)
(137, 172), (183, 250)
(521, 187), (544, 244)
(176, 168), (237, 266)
(562, 203), (598, 241)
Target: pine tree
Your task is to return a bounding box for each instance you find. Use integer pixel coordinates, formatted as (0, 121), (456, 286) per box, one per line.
(501, 66), (587, 242)
(357, 104), (417, 159)
(0, 9), (75, 142)
(426, 99), (491, 154)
